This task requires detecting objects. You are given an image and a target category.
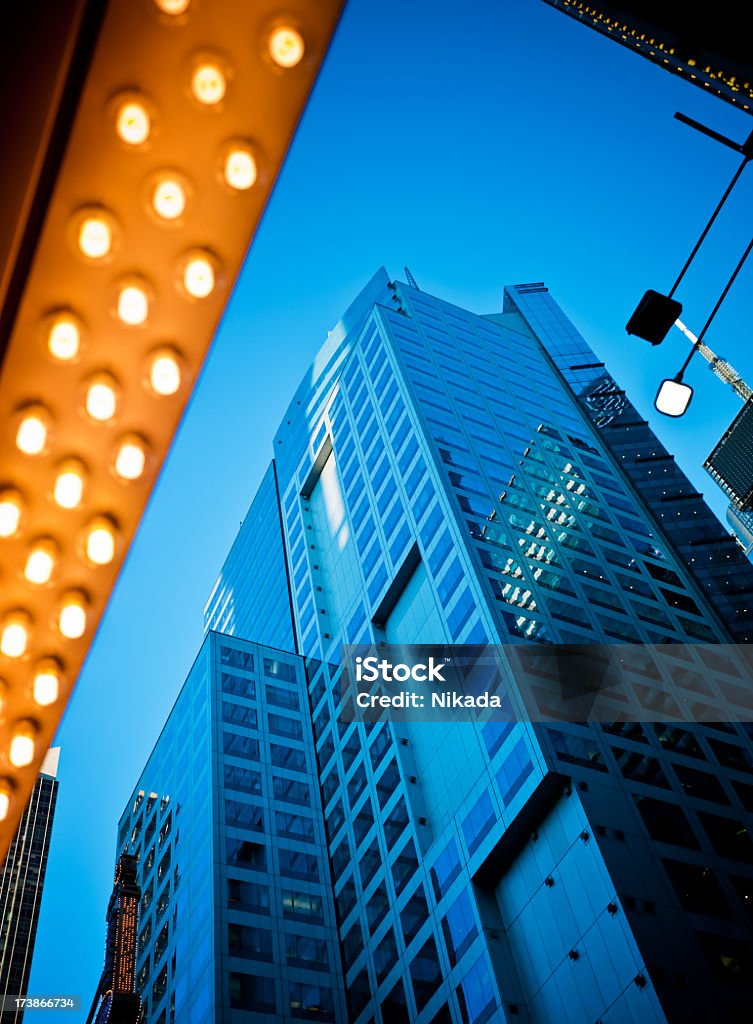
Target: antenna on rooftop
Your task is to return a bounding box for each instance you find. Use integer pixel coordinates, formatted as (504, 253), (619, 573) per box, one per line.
(674, 320), (752, 401)
(404, 267), (420, 290)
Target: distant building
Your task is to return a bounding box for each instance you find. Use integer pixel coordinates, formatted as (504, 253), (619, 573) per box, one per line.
(87, 854), (142, 1024)
(541, 1), (753, 114)
(0, 749), (59, 1023)
(705, 397), (753, 513)
(727, 505), (753, 558)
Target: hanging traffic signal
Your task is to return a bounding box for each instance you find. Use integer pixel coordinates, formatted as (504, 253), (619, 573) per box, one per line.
(626, 289), (683, 345)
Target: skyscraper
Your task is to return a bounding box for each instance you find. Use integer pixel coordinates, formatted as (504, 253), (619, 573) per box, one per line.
(0, 749), (59, 1023)
(119, 270), (753, 1023)
(116, 633), (346, 1024)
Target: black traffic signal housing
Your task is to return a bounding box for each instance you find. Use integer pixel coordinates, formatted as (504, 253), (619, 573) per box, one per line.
(626, 290), (683, 345)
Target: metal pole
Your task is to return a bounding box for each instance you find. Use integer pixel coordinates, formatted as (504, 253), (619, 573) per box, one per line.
(667, 113), (753, 298)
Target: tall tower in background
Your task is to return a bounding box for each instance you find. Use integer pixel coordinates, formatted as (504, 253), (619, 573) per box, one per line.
(0, 749), (59, 1023)
(87, 853), (142, 1024)
(119, 271), (753, 1023)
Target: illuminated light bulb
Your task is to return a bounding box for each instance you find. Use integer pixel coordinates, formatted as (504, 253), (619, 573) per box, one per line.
(16, 407), (49, 455)
(58, 592), (87, 640)
(48, 315), (81, 361)
(85, 375), (118, 421)
(224, 148), (257, 190)
(152, 179), (186, 220)
(116, 284), (149, 326)
(116, 101), (150, 145)
(9, 722), (36, 768)
(655, 377), (693, 418)
(53, 461), (86, 509)
(113, 436), (147, 481)
(182, 254), (215, 298)
(0, 490), (23, 538)
(191, 63), (226, 105)
(78, 216), (112, 259)
(24, 539), (57, 585)
(33, 660), (61, 707)
(148, 350), (181, 396)
(0, 779), (12, 821)
(155, 0), (190, 12)
(84, 518), (116, 565)
(268, 26), (305, 68)
(0, 613), (30, 659)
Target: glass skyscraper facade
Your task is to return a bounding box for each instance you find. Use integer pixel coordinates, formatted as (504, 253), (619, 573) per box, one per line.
(117, 634), (345, 1024)
(120, 270), (753, 1023)
(0, 749), (59, 1024)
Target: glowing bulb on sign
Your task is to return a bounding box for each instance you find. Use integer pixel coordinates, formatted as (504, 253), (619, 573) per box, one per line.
(116, 101), (151, 145)
(268, 27), (305, 68)
(191, 64), (226, 105)
(224, 148), (257, 190)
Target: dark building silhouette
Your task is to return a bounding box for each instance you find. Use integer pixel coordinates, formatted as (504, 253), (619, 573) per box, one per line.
(87, 854), (142, 1024)
(0, 749), (59, 1024)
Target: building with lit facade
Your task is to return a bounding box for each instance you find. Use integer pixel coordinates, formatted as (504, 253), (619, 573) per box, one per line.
(119, 270), (753, 1023)
(0, 749), (59, 1024)
(540, 1), (753, 115)
(87, 853), (142, 1024)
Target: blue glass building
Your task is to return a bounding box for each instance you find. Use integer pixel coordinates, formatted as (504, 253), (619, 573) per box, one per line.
(118, 270), (753, 1023)
(116, 634), (345, 1024)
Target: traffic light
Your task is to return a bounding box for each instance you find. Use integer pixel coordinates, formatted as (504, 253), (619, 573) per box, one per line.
(626, 289), (683, 345)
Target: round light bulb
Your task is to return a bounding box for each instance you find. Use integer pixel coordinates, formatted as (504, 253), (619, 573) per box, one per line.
(9, 723), (36, 768)
(268, 26), (305, 68)
(53, 462), (86, 509)
(48, 316), (81, 361)
(116, 101), (150, 145)
(24, 540), (57, 585)
(1, 614), (30, 659)
(224, 148), (257, 190)
(58, 593), (87, 640)
(85, 377), (118, 421)
(33, 662), (61, 707)
(155, 0), (190, 12)
(149, 352), (181, 396)
(16, 409), (49, 456)
(152, 179), (186, 220)
(114, 437), (147, 481)
(183, 255), (215, 298)
(78, 216), (112, 259)
(117, 284), (149, 326)
(0, 490), (23, 538)
(0, 780), (12, 821)
(85, 519), (116, 565)
(191, 63), (226, 105)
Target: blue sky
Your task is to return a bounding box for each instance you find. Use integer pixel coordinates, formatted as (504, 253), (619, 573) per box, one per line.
(29, 0), (753, 1005)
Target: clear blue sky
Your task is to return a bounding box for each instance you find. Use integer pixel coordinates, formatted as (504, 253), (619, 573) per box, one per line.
(30, 0), (753, 1006)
